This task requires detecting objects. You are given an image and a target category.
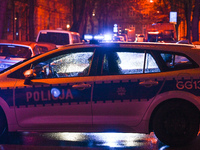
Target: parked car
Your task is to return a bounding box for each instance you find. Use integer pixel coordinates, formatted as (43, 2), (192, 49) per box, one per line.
(0, 40), (56, 71)
(36, 29), (82, 48)
(0, 42), (200, 146)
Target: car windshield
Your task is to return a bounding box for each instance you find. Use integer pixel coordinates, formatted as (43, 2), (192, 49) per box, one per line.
(38, 32), (70, 45)
(0, 45), (32, 59)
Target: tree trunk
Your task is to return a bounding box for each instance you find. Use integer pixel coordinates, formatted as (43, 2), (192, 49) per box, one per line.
(70, 0), (86, 32)
(29, 0), (35, 41)
(192, 0), (200, 42)
(71, 0), (77, 31)
(0, 0), (8, 39)
(89, 15), (94, 34)
(184, 0), (192, 43)
(82, 7), (88, 38)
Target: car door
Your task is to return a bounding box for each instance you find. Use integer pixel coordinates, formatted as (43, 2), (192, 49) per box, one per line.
(13, 48), (95, 130)
(92, 48), (165, 128)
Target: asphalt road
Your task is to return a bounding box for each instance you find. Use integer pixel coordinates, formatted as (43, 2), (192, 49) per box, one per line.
(0, 131), (200, 150)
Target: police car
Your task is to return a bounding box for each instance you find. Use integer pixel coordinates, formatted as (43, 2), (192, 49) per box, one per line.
(0, 42), (200, 146)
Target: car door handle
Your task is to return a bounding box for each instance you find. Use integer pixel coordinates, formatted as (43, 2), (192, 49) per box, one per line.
(139, 80), (158, 87)
(72, 83), (91, 90)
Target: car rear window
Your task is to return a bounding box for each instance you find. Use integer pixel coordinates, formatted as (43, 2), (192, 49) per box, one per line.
(0, 45), (32, 59)
(38, 32), (70, 45)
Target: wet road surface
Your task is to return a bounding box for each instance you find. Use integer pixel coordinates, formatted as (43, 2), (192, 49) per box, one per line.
(0, 132), (200, 150)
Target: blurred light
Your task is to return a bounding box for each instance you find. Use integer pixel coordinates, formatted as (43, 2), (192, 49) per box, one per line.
(49, 132), (151, 147)
(92, 13), (95, 16)
(113, 24), (118, 33)
(51, 88), (61, 98)
(94, 35), (104, 40)
(159, 145), (170, 150)
(84, 35), (93, 40)
(38, 132), (159, 148)
(15, 17), (17, 20)
(104, 34), (112, 41)
(66, 24), (70, 29)
(148, 31), (160, 34)
(150, 0), (153, 3)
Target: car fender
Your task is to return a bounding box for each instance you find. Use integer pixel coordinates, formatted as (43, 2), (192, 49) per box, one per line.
(142, 90), (200, 123)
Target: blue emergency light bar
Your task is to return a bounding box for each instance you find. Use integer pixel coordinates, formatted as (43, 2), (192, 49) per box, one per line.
(84, 34), (113, 41)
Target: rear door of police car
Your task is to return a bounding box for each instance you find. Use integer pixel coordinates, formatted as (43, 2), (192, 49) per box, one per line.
(11, 47), (96, 130)
(92, 47), (165, 128)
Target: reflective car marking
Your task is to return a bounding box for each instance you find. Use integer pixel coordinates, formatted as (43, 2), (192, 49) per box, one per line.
(15, 84), (90, 108)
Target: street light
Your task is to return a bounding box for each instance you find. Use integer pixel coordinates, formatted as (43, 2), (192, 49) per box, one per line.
(66, 24), (70, 30)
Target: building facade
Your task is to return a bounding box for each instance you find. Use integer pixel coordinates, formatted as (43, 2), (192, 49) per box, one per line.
(2, 0), (71, 41)
(1, 0), (198, 42)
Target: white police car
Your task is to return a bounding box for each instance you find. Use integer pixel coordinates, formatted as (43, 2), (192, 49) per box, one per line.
(0, 42), (200, 146)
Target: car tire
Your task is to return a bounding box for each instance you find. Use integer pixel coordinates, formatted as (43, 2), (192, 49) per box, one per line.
(0, 108), (8, 140)
(152, 100), (199, 146)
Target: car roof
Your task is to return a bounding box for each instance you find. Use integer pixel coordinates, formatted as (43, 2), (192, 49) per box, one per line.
(38, 29), (80, 35)
(42, 42), (198, 60)
(55, 41), (200, 64)
(110, 42), (196, 51)
(56, 41), (196, 51)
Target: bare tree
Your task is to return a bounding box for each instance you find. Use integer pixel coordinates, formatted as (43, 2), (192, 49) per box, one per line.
(28, 0), (35, 41)
(184, 0), (193, 42)
(192, 0), (200, 42)
(70, 0), (86, 32)
(0, 0), (8, 39)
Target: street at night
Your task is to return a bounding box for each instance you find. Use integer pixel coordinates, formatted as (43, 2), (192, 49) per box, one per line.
(0, 131), (200, 150)
(0, 0), (200, 149)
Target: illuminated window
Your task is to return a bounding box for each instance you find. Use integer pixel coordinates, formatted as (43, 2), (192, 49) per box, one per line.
(102, 51), (160, 75)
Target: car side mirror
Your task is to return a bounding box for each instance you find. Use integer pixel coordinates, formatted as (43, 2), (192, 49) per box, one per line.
(23, 69), (36, 85)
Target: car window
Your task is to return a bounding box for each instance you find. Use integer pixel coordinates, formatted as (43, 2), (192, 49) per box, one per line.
(32, 51), (94, 79)
(145, 53), (160, 73)
(0, 45), (32, 59)
(38, 32), (70, 45)
(72, 34), (81, 43)
(102, 50), (160, 75)
(33, 45), (40, 55)
(160, 52), (195, 70)
(38, 46), (48, 53)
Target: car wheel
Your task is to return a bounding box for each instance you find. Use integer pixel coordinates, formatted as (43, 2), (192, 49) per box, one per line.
(0, 109), (8, 140)
(152, 100), (199, 146)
